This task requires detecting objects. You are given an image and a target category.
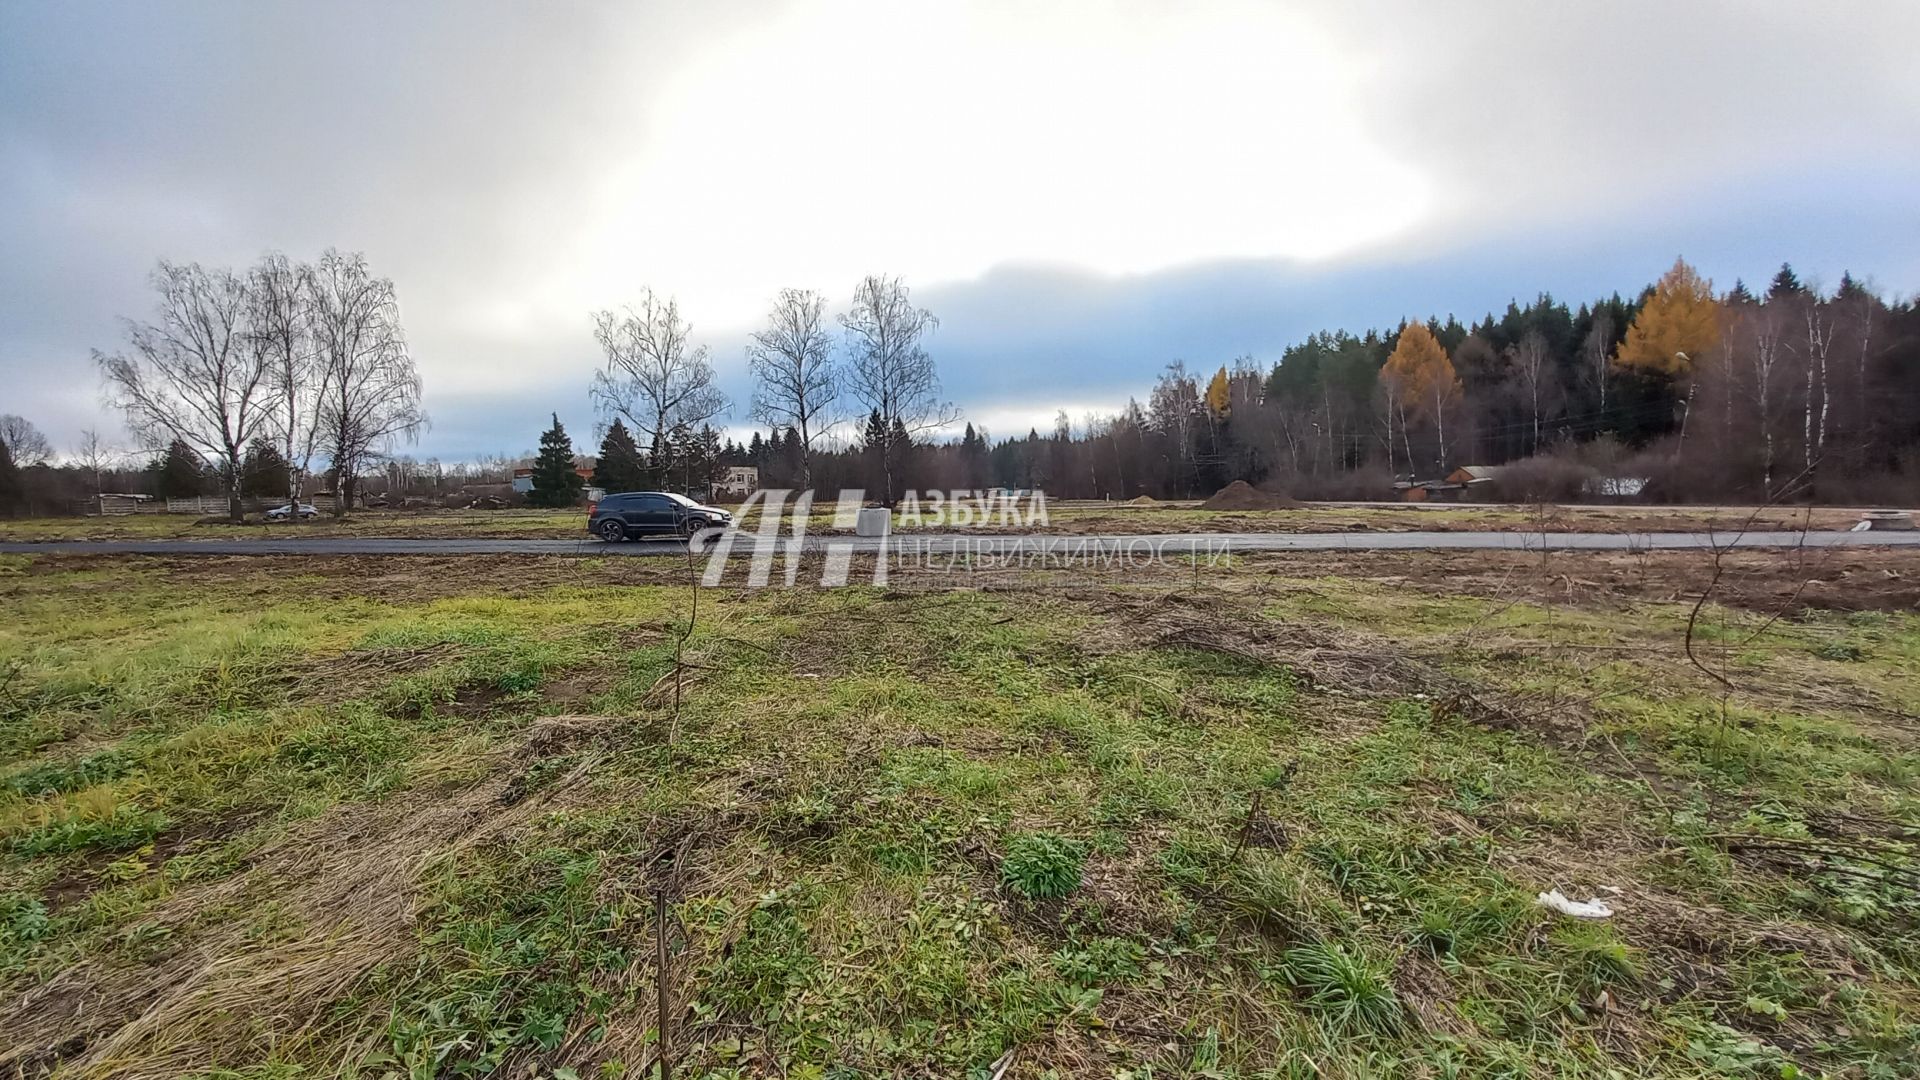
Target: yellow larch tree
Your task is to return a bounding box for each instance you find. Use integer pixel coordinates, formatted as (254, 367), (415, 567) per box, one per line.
(1204, 365), (1231, 417)
(1614, 257), (1719, 381)
(1614, 257), (1720, 455)
(1381, 322), (1462, 474)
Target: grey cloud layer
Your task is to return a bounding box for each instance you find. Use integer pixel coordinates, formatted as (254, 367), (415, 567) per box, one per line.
(3, 0), (1915, 458)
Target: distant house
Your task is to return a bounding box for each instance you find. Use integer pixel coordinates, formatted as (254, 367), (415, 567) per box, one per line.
(512, 465), (594, 496)
(1445, 465), (1506, 489)
(1394, 469), (1487, 502)
(713, 465), (758, 500)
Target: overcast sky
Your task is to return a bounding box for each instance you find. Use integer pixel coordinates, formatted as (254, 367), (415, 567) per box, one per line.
(4, 0), (1917, 460)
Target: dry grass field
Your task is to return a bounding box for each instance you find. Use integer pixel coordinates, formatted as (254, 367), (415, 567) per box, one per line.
(0, 545), (1915, 1077)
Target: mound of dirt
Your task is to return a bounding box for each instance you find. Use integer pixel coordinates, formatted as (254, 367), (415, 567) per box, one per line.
(1128, 495), (1157, 505)
(1200, 480), (1298, 511)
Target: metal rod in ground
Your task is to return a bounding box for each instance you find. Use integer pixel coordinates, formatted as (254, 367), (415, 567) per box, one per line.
(656, 883), (672, 1080)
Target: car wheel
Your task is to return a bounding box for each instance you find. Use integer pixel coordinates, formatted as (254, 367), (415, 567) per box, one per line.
(597, 519), (627, 542)
(678, 516), (703, 540)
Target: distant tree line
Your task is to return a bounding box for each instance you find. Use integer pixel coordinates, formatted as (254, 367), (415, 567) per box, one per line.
(720, 257), (1917, 505)
(11, 256), (1917, 519)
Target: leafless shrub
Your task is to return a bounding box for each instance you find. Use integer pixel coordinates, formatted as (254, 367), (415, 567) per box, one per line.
(1290, 466), (1393, 501)
(1490, 455), (1594, 502)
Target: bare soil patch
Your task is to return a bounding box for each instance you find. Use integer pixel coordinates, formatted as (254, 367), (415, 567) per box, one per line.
(1199, 480), (1299, 511)
(1234, 547), (1920, 614)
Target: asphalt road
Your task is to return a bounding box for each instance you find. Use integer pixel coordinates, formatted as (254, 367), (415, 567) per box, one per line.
(3, 530), (1919, 557)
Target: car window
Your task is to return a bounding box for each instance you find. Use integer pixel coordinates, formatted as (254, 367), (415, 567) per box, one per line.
(639, 495), (670, 510)
(666, 493), (697, 506)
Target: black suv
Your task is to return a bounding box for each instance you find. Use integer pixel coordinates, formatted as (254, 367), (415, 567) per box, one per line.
(588, 491), (733, 542)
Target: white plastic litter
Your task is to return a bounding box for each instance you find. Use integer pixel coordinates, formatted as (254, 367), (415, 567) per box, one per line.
(1536, 889), (1614, 918)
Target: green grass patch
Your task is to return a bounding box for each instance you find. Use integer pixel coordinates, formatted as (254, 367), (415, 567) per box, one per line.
(2, 555), (1918, 1077)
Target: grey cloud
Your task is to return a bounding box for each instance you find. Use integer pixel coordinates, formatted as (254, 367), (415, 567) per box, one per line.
(3, 1), (1916, 459)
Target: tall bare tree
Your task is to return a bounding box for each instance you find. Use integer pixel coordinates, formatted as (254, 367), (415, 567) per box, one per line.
(309, 250), (426, 514)
(746, 288), (836, 487)
(1505, 330), (1558, 455)
(591, 290), (727, 487)
(0, 415), (52, 466)
(1725, 298), (1790, 497)
(247, 252), (319, 510)
(1148, 362), (1200, 483)
(1579, 311), (1614, 419)
(1830, 275), (1883, 476)
(839, 275), (953, 504)
(71, 428), (119, 495)
(96, 261), (274, 521)
(1800, 298), (1832, 484)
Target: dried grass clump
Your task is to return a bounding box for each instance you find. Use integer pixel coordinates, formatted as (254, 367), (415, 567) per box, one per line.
(0, 732), (614, 1079)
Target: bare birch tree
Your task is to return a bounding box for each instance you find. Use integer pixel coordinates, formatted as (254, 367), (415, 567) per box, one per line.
(1149, 362), (1200, 486)
(746, 288), (836, 487)
(1506, 330), (1556, 455)
(1801, 299), (1831, 484)
(840, 275), (953, 505)
(1729, 300), (1789, 497)
(309, 250), (426, 514)
(247, 252), (320, 510)
(1579, 311), (1613, 419)
(591, 290), (727, 487)
(95, 261), (273, 521)
(1832, 277), (1882, 475)
(72, 429), (119, 495)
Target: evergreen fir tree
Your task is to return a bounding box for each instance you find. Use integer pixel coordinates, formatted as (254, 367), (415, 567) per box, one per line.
(887, 418), (913, 504)
(0, 436), (21, 517)
(647, 430), (673, 489)
(590, 418), (645, 493)
(780, 427), (804, 488)
(960, 422), (990, 488)
(664, 423), (696, 493)
(241, 436), (291, 498)
(529, 413), (584, 508)
(693, 425), (724, 494)
(860, 411), (889, 496)
(151, 439), (207, 498)
(1768, 262), (1804, 299)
